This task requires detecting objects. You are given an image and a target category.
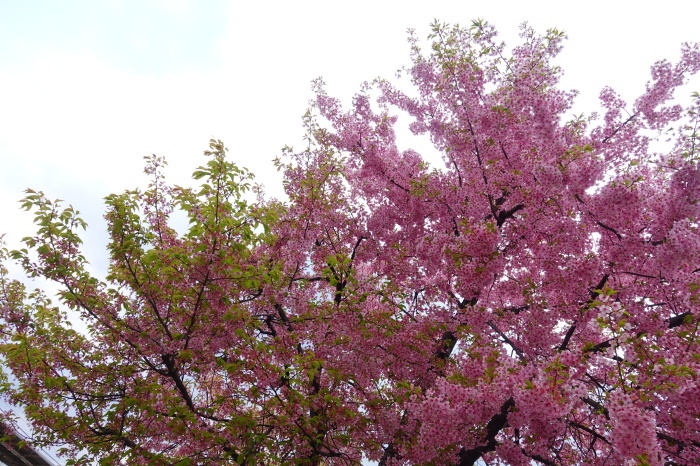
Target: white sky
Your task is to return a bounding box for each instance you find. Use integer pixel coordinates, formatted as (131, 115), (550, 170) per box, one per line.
(0, 1), (698, 462)
(1, 0), (699, 274)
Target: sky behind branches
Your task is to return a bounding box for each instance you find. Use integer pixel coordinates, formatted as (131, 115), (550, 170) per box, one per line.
(1, 0), (698, 274)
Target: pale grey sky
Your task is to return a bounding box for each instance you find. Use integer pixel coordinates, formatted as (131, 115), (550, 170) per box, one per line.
(2, 0), (698, 273)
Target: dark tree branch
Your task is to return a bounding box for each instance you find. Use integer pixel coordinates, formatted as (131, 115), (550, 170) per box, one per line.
(602, 113), (638, 143)
(435, 330), (457, 361)
(236, 288), (264, 304)
(457, 397), (515, 465)
(668, 312), (693, 328)
(334, 279), (346, 305)
(160, 354), (195, 412)
(584, 339), (613, 354)
(487, 321), (525, 361)
(349, 235), (366, 263)
(503, 304), (529, 314)
(559, 322), (578, 352)
(291, 276), (325, 282)
(380, 291), (478, 464)
(569, 421), (611, 445)
(589, 275), (610, 300)
(595, 221), (622, 240)
(378, 443), (401, 466)
(522, 450), (557, 465)
(620, 271), (659, 279)
(448, 290), (478, 311)
(657, 431), (700, 454)
(496, 204), (525, 228)
(275, 303), (294, 333)
(88, 426), (139, 450)
(559, 275), (609, 352)
(581, 397), (610, 419)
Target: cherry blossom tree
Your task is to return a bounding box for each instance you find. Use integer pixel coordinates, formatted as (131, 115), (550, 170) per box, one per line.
(2, 20), (700, 465)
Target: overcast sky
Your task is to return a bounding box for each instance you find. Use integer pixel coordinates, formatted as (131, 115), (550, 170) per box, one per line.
(2, 0), (699, 275)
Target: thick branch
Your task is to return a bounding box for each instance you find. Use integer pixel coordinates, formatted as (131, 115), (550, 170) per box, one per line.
(589, 274), (610, 300)
(456, 397), (515, 465)
(668, 312), (693, 328)
(581, 397), (610, 419)
(435, 330), (457, 361)
(161, 354), (195, 412)
(379, 291), (476, 464)
(559, 322), (578, 352)
(559, 275), (609, 352)
(496, 204), (525, 228)
(657, 431), (700, 454)
(275, 303), (294, 332)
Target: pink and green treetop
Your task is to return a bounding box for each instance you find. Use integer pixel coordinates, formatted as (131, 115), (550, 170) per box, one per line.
(1, 20), (699, 465)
